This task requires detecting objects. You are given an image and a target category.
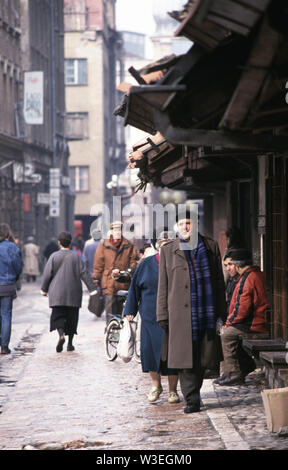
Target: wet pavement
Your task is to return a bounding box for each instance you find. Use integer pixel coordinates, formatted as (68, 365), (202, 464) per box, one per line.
(0, 281), (287, 453)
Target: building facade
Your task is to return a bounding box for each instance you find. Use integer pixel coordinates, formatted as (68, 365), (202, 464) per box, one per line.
(64, 0), (121, 240)
(0, 0), (24, 238)
(0, 0), (72, 258)
(20, 0), (73, 250)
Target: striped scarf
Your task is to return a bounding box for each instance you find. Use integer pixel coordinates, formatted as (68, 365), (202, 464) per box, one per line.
(183, 235), (215, 341)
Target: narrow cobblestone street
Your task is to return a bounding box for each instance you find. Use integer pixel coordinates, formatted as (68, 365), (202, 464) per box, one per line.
(0, 281), (287, 455)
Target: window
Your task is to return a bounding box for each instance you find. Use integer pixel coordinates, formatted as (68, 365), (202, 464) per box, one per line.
(69, 166), (89, 192)
(65, 59), (87, 85)
(66, 112), (89, 140)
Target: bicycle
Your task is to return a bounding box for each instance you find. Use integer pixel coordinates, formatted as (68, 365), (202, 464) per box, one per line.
(104, 270), (141, 362)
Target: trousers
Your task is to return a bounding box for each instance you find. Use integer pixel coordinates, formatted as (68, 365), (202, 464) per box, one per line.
(178, 343), (205, 406)
(221, 325), (260, 374)
(0, 296), (13, 347)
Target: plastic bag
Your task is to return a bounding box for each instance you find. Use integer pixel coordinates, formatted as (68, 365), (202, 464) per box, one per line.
(117, 317), (137, 363)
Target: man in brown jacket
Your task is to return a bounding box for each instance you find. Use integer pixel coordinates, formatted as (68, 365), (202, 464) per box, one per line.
(157, 211), (226, 413)
(93, 221), (138, 323)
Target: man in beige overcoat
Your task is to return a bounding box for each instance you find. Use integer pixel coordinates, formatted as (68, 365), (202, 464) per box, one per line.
(157, 210), (226, 413)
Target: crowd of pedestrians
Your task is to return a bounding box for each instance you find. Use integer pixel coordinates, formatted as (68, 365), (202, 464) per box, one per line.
(0, 213), (269, 415)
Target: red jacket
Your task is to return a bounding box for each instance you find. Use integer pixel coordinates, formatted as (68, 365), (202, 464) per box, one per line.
(226, 266), (268, 333)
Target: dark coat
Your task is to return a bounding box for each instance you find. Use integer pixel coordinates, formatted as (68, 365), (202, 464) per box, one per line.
(41, 249), (95, 307)
(82, 240), (100, 276)
(156, 236), (226, 369)
(123, 255), (166, 373)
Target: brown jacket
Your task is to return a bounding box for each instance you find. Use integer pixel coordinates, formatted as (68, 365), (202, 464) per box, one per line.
(93, 238), (138, 295)
(156, 236), (226, 369)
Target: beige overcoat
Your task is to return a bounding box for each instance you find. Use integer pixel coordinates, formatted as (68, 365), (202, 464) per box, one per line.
(156, 236), (226, 369)
(23, 242), (40, 276)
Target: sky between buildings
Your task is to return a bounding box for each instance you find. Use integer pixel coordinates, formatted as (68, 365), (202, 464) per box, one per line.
(116, 0), (156, 35)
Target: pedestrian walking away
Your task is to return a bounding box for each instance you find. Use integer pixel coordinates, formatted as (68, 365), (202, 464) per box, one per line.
(43, 238), (59, 263)
(23, 236), (40, 282)
(93, 221), (138, 325)
(124, 231), (179, 405)
(0, 223), (23, 354)
(157, 209), (227, 414)
(216, 248), (268, 386)
(40, 231), (97, 352)
(82, 229), (101, 277)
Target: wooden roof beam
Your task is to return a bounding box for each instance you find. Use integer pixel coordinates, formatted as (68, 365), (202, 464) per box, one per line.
(219, 14), (281, 131)
(153, 109), (288, 151)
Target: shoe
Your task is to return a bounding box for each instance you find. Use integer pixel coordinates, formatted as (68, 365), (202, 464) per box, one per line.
(1, 346), (11, 355)
(241, 362), (256, 377)
(213, 372), (229, 385)
(67, 344), (75, 352)
(148, 386), (163, 402)
(217, 372), (245, 386)
(204, 369), (220, 379)
(168, 391), (180, 404)
(184, 403), (200, 414)
(56, 335), (65, 353)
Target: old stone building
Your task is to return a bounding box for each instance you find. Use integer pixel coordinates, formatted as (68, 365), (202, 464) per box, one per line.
(0, 0), (23, 237)
(64, 0), (122, 239)
(0, 0), (72, 256)
(20, 0), (73, 247)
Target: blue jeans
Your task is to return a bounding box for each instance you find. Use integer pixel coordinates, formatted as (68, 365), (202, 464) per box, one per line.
(0, 296), (13, 347)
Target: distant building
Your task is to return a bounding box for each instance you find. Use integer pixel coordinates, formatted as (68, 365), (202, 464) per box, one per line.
(64, 0), (122, 240)
(151, 0), (191, 60)
(0, 0), (23, 237)
(0, 0), (72, 252)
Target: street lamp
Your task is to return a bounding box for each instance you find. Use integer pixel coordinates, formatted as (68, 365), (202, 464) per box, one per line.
(159, 189), (186, 205)
(106, 174), (119, 195)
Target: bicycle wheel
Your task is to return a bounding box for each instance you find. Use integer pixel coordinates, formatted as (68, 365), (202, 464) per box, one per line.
(105, 319), (121, 361)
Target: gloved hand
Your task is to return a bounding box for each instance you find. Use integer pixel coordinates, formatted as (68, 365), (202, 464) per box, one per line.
(158, 321), (169, 333)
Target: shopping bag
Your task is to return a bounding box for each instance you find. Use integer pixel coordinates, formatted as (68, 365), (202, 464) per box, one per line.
(117, 317), (137, 363)
(261, 387), (288, 432)
(88, 287), (104, 317)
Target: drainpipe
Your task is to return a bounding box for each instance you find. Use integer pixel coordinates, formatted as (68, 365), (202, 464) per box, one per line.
(50, 0), (56, 237)
(258, 155), (266, 271)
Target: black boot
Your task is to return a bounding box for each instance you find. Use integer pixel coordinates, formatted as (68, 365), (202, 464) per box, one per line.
(56, 328), (65, 353)
(213, 372), (229, 385)
(217, 372), (245, 386)
(1, 346), (11, 355)
(184, 402), (201, 414)
(67, 334), (75, 351)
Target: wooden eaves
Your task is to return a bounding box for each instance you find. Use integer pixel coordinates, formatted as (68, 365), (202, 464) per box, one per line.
(170, 0), (271, 51)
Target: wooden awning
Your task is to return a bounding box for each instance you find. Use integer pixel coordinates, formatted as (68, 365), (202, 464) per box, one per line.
(126, 133), (183, 189)
(170, 0), (271, 51)
(119, 1), (288, 191)
(114, 47), (204, 135)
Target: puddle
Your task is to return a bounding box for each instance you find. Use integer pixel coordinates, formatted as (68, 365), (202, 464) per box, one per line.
(0, 332), (41, 409)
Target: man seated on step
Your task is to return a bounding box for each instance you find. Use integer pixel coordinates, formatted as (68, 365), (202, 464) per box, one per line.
(217, 248), (268, 386)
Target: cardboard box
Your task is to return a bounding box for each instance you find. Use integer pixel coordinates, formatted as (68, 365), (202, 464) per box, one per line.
(261, 387), (288, 433)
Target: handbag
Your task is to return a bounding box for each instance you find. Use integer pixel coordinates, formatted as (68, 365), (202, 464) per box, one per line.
(88, 286), (104, 317)
(117, 317), (137, 363)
